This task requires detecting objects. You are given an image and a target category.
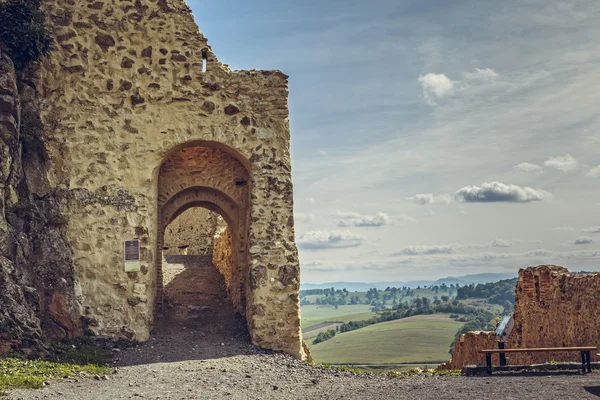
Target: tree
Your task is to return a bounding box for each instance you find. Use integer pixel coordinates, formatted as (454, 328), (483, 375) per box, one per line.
(0, 0), (52, 70)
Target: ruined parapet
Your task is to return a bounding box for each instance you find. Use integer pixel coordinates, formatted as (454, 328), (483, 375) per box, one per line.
(441, 265), (600, 369)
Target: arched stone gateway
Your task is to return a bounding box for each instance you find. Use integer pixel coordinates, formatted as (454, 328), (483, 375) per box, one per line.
(0, 0), (306, 359)
(156, 144), (251, 317)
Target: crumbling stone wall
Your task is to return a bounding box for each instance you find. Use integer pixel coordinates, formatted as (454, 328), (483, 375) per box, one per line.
(11, 0), (306, 358)
(442, 265), (600, 369)
(163, 208), (218, 255)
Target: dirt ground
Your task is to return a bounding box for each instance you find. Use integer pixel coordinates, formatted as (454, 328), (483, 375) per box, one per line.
(7, 257), (600, 399)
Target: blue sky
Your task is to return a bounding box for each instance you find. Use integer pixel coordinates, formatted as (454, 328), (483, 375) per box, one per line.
(188, 0), (600, 283)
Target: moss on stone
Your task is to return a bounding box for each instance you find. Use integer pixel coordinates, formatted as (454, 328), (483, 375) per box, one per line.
(0, 0), (52, 71)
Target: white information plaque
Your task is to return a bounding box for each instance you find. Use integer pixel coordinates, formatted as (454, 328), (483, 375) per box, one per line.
(124, 240), (141, 272)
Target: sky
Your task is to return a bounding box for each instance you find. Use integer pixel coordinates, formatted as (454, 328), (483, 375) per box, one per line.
(187, 0), (600, 283)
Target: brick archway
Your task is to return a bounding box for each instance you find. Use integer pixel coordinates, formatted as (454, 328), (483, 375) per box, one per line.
(156, 145), (251, 317)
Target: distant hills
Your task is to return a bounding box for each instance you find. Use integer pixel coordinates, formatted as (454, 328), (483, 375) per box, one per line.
(300, 272), (517, 292)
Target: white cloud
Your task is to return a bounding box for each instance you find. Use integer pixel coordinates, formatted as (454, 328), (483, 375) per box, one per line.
(396, 244), (457, 256)
(582, 226), (600, 234)
(396, 214), (418, 223)
(514, 162), (543, 173)
(333, 211), (395, 227)
(586, 166), (600, 178)
(455, 182), (551, 203)
(566, 236), (594, 246)
(580, 136), (600, 146)
(418, 73), (455, 105)
(543, 154), (579, 171)
(319, 150), (327, 156)
(295, 213), (315, 223)
(407, 193), (452, 205)
(302, 260), (324, 267)
(552, 226), (575, 232)
(524, 249), (556, 257)
(394, 239), (518, 256)
(463, 68), (499, 81)
(297, 230), (364, 250)
(487, 239), (512, 248)
(306, 197), (316, 205)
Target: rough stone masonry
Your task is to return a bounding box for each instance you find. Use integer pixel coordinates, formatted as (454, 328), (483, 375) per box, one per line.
(0, 0), (306, 359)
(441, 265), (600, 369)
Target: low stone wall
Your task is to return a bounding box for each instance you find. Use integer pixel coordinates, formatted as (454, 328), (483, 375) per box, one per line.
(441, 265), (600, 370)
(163, 208), (218, 256)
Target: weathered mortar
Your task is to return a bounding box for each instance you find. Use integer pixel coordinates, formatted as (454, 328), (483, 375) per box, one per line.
(18, 0), (306, 358)
(441, 265), (600, 369)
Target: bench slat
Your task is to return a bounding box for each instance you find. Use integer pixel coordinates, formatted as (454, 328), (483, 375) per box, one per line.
(481, 347), (596, 353)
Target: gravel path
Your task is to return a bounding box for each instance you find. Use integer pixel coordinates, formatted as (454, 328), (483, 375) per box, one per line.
(7, 257), (600, 399)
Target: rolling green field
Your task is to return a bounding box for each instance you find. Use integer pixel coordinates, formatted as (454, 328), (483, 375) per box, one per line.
(306, 314), (463, 365)
(301, 305), (376, 329)
(460, 298), (504, 314)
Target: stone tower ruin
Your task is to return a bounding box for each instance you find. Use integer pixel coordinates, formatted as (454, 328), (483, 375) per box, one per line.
(0, 0), (305, 359)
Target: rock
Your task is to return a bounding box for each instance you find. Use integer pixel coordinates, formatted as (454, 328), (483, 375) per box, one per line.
(121, 57), (135, 68)
(95, 34), (115, 52)
(224, 104), (240, 115)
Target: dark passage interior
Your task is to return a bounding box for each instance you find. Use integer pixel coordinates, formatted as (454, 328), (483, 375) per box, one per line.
(153, 206), (249, 345)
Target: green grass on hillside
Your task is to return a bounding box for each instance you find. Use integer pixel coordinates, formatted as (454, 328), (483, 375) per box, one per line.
(307, 314), (463, 365)
(301, 305), (376, 329)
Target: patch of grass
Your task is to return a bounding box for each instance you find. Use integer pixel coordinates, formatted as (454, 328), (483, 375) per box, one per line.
(316, 362), (360, 374)
(0, 338), (116, 392)
(0, 357), (110, 391)
(301, 305), (376, 329)
(387, 368), (462, 378)
(48, 337), (114, 366)
(308, 314), (463, 365)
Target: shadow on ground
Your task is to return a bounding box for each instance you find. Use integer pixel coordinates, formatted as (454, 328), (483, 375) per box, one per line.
(115, 255), (261, 367)
(584, 386), (600, 397)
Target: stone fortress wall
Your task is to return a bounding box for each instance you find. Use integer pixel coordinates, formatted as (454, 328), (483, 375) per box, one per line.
(442, 265), (600, 369)
(163, 208), (218, 255)
(0, 0), (305, 359)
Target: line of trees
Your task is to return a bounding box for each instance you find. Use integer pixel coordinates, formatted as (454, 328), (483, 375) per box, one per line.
(455, 278), (517, 309)
(312, 329), (336, 344)
(336, 298), (496, 336)
(300, 284), (461, 308)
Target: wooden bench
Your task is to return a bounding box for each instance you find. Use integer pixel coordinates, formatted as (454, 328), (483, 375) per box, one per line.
(480, 347), (597, 375)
